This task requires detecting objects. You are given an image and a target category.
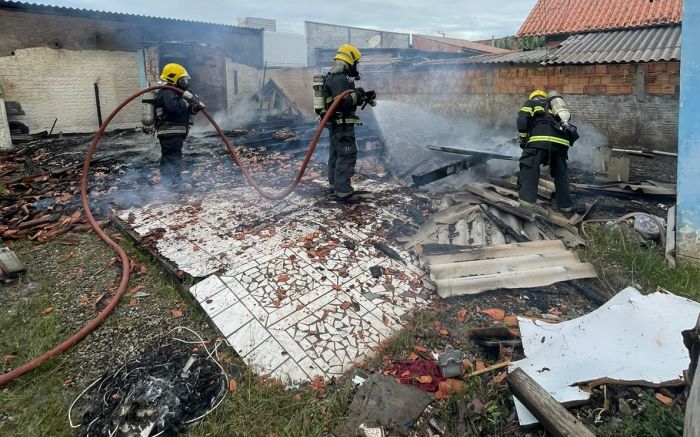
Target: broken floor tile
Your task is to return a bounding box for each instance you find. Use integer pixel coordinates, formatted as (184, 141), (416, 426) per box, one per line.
(117, 181), (432, 383)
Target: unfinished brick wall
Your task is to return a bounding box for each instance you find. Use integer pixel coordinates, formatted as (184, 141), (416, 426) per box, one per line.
(266, 67), (317, 119)
(225, 58), (262, 114)
(0, 47), (141, 133)
(362, 61), (680, 150)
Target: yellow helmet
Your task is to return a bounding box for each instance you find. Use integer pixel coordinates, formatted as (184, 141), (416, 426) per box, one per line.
(334, 44), (362, 65)
(529, 89), (548, 100)
(160, 63), (190, 87)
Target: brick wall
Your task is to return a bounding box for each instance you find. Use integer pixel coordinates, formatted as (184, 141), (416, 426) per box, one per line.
(0, 47), (141, 133)
(225, 58), (262, 114)
(362, 61), (680, 150)
(0, 9), (263, 67)
(266, 67), (317, 119)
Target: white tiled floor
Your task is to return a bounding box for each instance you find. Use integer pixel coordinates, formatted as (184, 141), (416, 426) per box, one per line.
(117, 179), (434, 384)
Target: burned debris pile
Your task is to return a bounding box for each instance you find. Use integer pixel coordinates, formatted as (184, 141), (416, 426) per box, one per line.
(0, 139), (93, 242)
(71, 329), (227, 437)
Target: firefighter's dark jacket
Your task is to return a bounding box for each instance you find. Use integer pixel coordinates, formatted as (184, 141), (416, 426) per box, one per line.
(155, 89), (196, 129)
(323, 72), (363, 125)
(517, 97), (578, 154)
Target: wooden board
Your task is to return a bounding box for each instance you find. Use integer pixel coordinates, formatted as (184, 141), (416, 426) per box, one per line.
(435, 263), (597, 297)
(507, 368), (596, 437)
(666, 205), (676, 267)
(427, 145), (518, 161)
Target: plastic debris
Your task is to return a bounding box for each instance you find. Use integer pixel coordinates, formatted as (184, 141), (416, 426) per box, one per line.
(634, 214), (666, 239)
(511, 287), (700, 426)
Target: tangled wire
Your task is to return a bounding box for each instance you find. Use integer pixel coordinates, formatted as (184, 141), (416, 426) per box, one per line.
(69, 327), (228, 437)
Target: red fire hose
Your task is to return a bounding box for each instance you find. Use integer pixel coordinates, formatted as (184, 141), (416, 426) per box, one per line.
(0, 85), (354, 386)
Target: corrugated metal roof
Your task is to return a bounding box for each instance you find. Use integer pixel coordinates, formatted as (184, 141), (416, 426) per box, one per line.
(0, 0), (252, 30)
(518, 0), (682, 37)
(471, 25), (681, 65)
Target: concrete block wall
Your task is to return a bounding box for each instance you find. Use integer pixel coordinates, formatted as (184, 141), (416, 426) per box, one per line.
(305, 22), (410, 67)
(363, 61), (680, 150)
(0, 47), (141, 133)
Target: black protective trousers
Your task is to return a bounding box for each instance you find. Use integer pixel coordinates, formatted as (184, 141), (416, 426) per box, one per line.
(517, 146), (573, 210)
(327, 124), (357, 197)
(158, 134), (185, 187)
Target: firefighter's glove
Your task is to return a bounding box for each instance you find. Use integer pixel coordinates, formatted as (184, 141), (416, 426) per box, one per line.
(518, 136), (528, 148)
(182, 91), (195, 102)
(193, 100), (206, 112)
(355, 87), (367, 103)
(365, 90), (377, 107)
(182, 91), (204, 110)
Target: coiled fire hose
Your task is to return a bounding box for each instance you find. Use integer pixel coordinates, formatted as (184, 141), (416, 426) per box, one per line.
(0, 85), (354, 386)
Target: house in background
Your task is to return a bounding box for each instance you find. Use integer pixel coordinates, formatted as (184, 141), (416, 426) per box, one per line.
(412, 35), (511, 56)
(0, 0), (263, 134)
(304, 21), (411, 67)
(518, 0), (681, 46)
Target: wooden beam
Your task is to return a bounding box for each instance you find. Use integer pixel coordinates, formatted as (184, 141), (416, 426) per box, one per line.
(507, 368), (596, 437)
(411, 157), (475, 187)
(427, 145), (518, 161)
(685, 363), (700, 437)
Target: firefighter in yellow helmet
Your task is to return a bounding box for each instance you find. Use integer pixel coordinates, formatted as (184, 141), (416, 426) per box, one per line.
(516, 89), (579, 214)
(320, 44), (377, 203)
(154, 63), (205, 189)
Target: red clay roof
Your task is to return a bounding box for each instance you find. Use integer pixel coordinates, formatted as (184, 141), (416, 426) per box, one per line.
(517, 0), (682, 37)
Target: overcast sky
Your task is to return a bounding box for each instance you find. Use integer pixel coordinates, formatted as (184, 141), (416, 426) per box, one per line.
(45, 0), (537, 40)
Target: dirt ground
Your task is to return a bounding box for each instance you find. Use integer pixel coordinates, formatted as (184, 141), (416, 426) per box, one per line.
(0, 132), (691, 436)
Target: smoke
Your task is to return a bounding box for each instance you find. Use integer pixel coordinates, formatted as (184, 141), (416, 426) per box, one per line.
(567, 122), (609, 173)
(372, 100), (517, 187)
(370, 100), (609, 189)
(189, 99), (262, 134)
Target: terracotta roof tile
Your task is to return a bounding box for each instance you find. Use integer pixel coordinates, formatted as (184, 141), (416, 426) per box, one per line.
(517, 0), (682, 36)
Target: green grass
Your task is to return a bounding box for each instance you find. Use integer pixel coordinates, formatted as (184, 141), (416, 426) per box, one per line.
(185, 369), (354, 437)
(0, 183), (6, 195)
(596, 393), (684, 437)
(0, 234), (354, 437)
(0, 245), (75, 436)
(433, 377), (515, 436)
(580, 225), (700, 301)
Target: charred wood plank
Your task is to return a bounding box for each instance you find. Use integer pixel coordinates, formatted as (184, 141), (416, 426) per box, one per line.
(412, 158), (479, 187)
(507, 368), (596, 437)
